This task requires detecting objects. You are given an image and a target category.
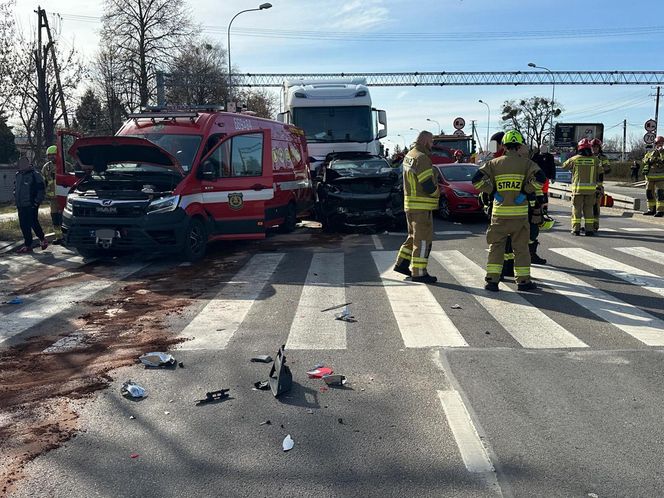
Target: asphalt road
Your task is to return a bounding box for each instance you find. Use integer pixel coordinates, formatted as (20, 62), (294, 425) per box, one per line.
(4, 204), (664, 498)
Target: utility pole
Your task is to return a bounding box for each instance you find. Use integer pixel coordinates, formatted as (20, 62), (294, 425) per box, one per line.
(471, 120), (481, 152)
(622, 119), (627, 161)
(42, 9), (69, 128)
(655, 86), (660, 136)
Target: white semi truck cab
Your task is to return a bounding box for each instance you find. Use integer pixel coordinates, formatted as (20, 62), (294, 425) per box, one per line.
(277, 78), (387, 166)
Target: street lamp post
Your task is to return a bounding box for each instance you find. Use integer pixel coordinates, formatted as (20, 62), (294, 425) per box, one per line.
(227, 3), (272, 110)
(478, 99), (490, 151)
(528, 62), (555, 146)
(426, 118), (441, 135)
(396, 134), (406, 147)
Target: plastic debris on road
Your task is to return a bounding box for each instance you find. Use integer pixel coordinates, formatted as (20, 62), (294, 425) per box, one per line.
(253, 380), (270, 391)
(269, 345), (293, 397)
(195, 389), (230, 405)
(121, 380), (147, 399)
(138, 352), (176, 368)
(451, 304), (462, 309)
(282, 434), (294, 452)
(4, 297), (23, 305)
(334, 305), (357, 322)
(307, 366), (333, 378)
(321, 302), (352, 313)
(130, 453), (140, 459)
(323, 374), (347, 386)
(251, 355), (273, 363)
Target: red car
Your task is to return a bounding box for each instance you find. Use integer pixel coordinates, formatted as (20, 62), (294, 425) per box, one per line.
(434, 163), (482, 219)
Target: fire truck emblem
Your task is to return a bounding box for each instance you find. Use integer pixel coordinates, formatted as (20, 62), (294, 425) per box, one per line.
(228, 192), (244, 210)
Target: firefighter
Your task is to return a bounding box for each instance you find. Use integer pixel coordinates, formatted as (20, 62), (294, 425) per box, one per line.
(41, 145), (64, 244)
(453, 149), (463, 163)
(562, 138), (601, 235)
(472, 130), (545, 292)
(393, 130), (440, 283)
(642, 136), (664, 216)
(591, 138), (610, 230)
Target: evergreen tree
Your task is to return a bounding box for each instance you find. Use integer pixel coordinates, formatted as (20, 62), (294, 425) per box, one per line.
(75, 89), (104, 135)
(0, 111), (18, 163)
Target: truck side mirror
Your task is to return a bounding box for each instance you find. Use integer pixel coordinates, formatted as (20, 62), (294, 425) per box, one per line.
(377, 109), (387, 139)
(276, 112), (287, 123)
(200, 160), (217, 181)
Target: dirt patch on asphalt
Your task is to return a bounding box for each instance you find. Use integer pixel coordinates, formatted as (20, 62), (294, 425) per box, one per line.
(0, 254), (244, 497)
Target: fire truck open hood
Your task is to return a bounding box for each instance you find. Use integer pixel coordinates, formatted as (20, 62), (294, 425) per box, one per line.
(68, 136), (184, 175)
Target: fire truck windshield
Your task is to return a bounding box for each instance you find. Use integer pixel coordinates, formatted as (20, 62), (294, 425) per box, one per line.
(130, 134), (202, 172)
(292, 106), (372, 143)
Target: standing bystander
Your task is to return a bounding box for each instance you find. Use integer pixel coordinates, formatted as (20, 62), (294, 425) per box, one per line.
(14, 156), (48, 253)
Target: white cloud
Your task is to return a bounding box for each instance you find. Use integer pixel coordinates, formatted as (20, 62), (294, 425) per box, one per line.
(330, 0), (389, 30)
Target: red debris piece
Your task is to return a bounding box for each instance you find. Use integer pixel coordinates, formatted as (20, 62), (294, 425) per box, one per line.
(130, 453), (140, 459)
(307, 367), (333, 379)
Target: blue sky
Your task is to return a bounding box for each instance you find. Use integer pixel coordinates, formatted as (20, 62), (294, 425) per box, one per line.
(14, 0), (664, 151)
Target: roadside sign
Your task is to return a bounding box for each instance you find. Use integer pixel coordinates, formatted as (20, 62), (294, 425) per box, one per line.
(453, 117), (465, 130)
(645, 119), (657, 132)
(644, 132), (656, 144)
(554, 123), (604, 148)
(453, 129), (466, 137)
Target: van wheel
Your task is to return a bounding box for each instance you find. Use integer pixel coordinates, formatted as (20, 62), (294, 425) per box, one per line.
(278, 203), (297, 233)
(182, 218), (207, 262)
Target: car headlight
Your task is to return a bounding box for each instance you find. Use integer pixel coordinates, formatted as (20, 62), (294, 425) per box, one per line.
(452, 188), (474, 198)
(147, 195), (180, 214)
(64, 196), (73, 214)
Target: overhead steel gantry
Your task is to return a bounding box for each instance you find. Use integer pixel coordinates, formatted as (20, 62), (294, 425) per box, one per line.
(231, 71), (664, 87)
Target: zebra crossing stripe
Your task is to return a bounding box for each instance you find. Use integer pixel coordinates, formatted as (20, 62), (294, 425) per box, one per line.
(614, 247), (664, 264)
(177, 253), (284, 350)
(287, 252), (347, 349)
(551, 248), (664, 299)
(0, 263), (148, 344)
(434, 231), (473, 236)
(431, 250), (588, 349)
(620, 227), (664, 232)
(371, 251), (468, 348)
(532, 266), (664, 346)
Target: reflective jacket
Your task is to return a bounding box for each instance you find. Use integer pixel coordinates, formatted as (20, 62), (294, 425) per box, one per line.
(642, 148), (664, 180)
(402, 144), (440, 211)
(594, 153), (610, 186)
(472, 150), (544, 219)
(561, 154), (600, 195)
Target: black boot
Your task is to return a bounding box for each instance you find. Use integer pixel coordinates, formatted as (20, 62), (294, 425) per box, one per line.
(411, 273), (437, 284)
(529, 241), (547, 265)
(655, 212), (664, 218)
(517, 281), (538, 292)
(643, 209), (655, 215)
(393, 261), (411, 277)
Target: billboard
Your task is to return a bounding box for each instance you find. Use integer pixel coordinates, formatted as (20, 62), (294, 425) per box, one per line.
(554, 123), (604, 148)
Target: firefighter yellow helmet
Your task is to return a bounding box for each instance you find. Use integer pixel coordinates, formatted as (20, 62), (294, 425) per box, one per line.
(502, 130), (525, 145)
(46, 145), (57, 155)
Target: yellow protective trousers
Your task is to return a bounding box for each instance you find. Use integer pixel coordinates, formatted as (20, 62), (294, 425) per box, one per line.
(395, 210), (434, 277)
(486, 217), (531, 284)
(645, 179), (657, 211)
(572, 194), (596, 232)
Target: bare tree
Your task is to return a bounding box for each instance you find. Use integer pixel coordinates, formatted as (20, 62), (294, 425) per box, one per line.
(628, 134), (647, 160)
(0, 0), (19, 113)
(501, 97), (563, 149)
(92, 45), (128, 132)
(166, 41), (228, 106)
(237, 88), (278, 119)
(101, 0), (197, 110)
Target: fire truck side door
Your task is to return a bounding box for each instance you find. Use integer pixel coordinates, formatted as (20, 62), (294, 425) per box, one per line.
(197, 129), (272, 237)
(55, 130), (83, 211)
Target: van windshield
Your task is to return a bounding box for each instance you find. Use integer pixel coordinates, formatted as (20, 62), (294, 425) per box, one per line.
(129, 134), (202, 172)
(292, 106), (373, 143)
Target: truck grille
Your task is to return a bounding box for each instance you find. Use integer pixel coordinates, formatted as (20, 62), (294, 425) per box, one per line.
(73, 204), (145, 218)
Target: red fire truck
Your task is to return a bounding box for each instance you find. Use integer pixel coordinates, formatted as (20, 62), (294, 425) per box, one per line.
(56, 109), (314, 260)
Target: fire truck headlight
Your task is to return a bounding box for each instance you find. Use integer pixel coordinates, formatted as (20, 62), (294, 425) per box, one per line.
(147, 195), (180, 214)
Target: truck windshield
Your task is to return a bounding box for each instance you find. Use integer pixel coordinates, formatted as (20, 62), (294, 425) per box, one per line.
(129, 134), (202, 172)
(433, 138), (471, 155)
(292, 106), (373, 143)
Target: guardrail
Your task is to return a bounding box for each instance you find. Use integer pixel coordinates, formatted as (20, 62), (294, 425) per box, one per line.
(548, 183), (640, 211)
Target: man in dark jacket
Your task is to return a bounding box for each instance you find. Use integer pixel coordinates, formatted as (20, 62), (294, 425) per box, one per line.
(14, 156), (48, 253)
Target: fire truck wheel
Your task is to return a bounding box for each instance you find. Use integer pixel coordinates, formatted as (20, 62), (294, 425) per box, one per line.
(182, 217), (207, 262)
(278, 203), (297, 233)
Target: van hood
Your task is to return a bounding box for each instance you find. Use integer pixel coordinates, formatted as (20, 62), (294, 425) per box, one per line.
(68, 137), (184, 175)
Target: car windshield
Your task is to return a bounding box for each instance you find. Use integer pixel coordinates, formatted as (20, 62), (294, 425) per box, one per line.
(128, 134), (202, 172)
(329, 158), (392, 176)
(438, 165), (478, 182)
(292, 106), (373, 143)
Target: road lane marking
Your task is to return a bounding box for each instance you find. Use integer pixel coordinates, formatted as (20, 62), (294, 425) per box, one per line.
(432, 250), (587, 349)
(438, 390), (494, 473)
(177, 253), (284, 350)
(532, 266), (664, 346)
(371, 251), (468, 348)
(372, 234), (384, 250)
(551, 247), (664, 299)
(287, 252), (347, 349)
(0, 263), (147, 344)
(434, 230), (474, 235)
(615, 247), (664, 264)
(598, 228), (618, 232)
(620, 227), (664, 232)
